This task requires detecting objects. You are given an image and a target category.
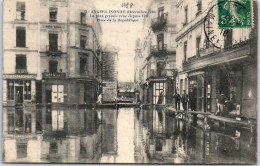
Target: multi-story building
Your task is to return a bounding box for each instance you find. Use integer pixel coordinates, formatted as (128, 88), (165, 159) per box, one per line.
(176, 0), (257, 119)
(3, 0), (103, 136)
(3, 0), (40, 106)
(3, 0), (103, 107)
(135, 0), (178, 105)
(101, 45), (118, 103)
(40, 0), (102, 105)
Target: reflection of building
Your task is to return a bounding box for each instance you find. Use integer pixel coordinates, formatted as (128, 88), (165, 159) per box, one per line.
(102, 45), (118, 103)
(134, 108), (187, 163)
(176, 0), (257, 119)
(3, 0), (103, 106)
(134, 0), (178, 105)
(101, 108), (118, 162)
(134, 107), (257, 164)
(3, 106), (37, 134)
(3, 107), (102, 163)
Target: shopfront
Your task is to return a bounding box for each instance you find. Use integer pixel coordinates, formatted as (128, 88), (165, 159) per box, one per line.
(149, 78), (174, 105)
(3, 74), (37, 106)
(188, 71), (205, 112)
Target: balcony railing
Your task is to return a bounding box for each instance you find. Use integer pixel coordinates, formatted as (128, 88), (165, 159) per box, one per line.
(42, 72), (66, 79)
(80, 70), (90, 75)
(148, 69), (169, 78)
(16, 69), (27, 74)
(151, 15), (167, 32)
(46, 45), (62, 56)
(150, 44), (167, 56)
(182, 38), (253, 71)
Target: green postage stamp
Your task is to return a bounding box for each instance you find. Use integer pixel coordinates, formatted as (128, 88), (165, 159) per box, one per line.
(218, 0), (252, 28)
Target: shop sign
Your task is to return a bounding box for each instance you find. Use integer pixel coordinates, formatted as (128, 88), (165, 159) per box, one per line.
(3, 74), (37, 79)
(42, 72), (66, 79)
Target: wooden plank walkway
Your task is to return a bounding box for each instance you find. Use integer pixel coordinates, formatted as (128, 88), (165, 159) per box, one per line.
(166, 107), (212, 115)
(97, 103), (140, 107)
(208, 115), (252, 126)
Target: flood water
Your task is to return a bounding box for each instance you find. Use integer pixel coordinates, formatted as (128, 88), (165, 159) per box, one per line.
(2, 106), (257, 164)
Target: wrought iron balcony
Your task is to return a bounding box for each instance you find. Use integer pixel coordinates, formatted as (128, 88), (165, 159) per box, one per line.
(148, 69), (168, 78)
(150, 44), (167, 56)
(151, 15), (167, 32)
(42, 72), (66, 79)
(46, 45), (62, 56)
(183, 38), (253, 72)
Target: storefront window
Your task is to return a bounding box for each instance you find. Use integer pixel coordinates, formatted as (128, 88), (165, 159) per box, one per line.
(7, 80), (32, 101)
(153, 82), (165, 104)
(52, 110), (64, 131)
(24, 81), (31, 100)
(52, 85), (64, 103)
(7, 80), (15, 100)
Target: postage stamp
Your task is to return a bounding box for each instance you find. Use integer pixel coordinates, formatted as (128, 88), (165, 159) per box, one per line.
(218, 0), (252, 28)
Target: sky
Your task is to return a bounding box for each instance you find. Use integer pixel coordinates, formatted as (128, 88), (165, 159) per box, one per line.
(92, 0), (152, 82)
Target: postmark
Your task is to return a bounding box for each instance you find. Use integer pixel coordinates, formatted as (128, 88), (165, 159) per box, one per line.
(203, 1), (251, 49)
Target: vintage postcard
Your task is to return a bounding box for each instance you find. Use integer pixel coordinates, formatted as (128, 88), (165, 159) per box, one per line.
(2, 0), (258, 164)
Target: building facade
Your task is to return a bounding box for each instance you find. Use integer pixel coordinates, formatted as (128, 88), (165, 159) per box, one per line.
(134, 0), (178, 105)
(176, 0), (257, 119)
(3, 0), (103, 107)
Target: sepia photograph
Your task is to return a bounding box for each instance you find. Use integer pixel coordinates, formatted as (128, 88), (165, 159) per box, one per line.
(2, 0), (258, 164)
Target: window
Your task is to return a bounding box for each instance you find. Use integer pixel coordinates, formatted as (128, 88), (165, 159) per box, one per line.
(158, 7), (164, 22)
(157, 62), (166, 77)
(153, 82), (165, 104)
(24, 81), (31, 100)
(184, 41), (187, 60)
(16, 55), (27, 73)
(16, 27), (26, 47)
(49, 33), (58, 51)
(7, 80), (15, 100)
(157, 34), (164, 51)
(197, 1), (202, 15)
(49, 60), (58, 73)
(49, 7), (57, 22)
(80, 35), (87, 48)
(180, 79), (183, 96)
(184, 6), (188, 25)
(7, 113), (15, 132)
(52, 110), (64, 131)
(80, 57), (87, 74)
(81, 12), (86, 24)
(196, 36), (201, 57)
(93, 57), (95, 74)
(16, 2), (25, 20)
(52, 85), (64, 103)
(224, 29), (233, 48)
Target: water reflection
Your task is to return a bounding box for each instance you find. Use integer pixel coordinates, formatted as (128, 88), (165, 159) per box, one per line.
(134, 107), (257, 164)
(2, 106), (257, 164)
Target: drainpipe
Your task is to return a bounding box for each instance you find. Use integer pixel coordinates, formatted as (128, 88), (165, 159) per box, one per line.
(67, 0), (70, 103)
